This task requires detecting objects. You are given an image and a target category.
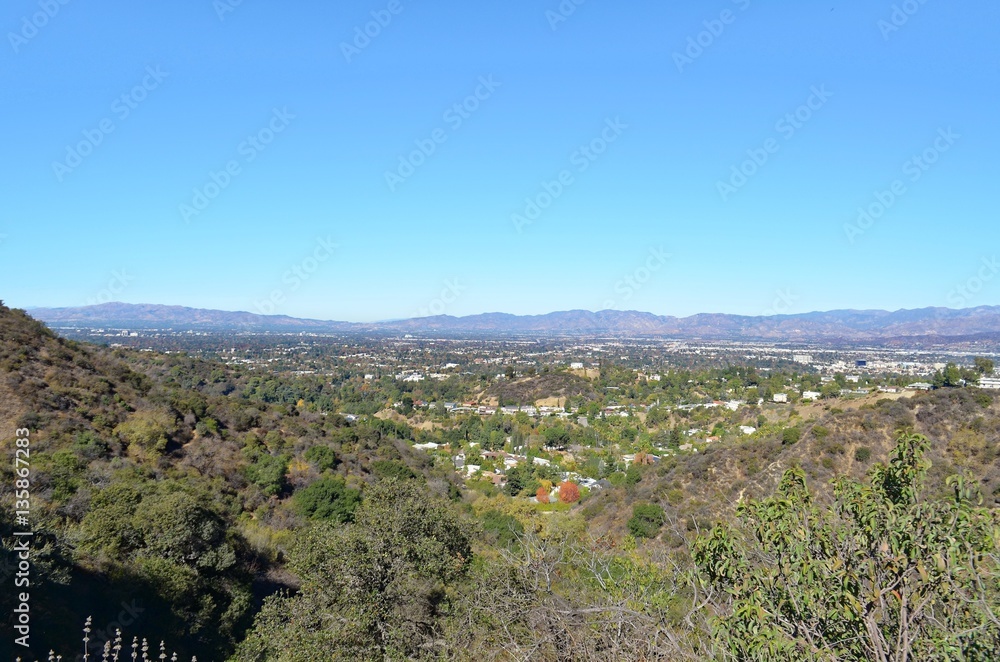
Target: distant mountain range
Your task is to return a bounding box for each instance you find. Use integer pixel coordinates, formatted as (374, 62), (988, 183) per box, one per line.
(23, 302), (1000, 346)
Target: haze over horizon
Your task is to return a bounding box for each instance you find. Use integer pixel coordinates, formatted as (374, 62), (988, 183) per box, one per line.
(24, 300), (1000, 326)
(3, 1), (998, 321)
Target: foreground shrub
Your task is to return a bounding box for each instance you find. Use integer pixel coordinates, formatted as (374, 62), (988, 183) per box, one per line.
(695, 432), (1000, 661)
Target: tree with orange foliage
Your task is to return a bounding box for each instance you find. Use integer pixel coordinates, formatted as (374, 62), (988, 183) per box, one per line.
(535, 486), (550, 503)
(558, 481), (580, 504)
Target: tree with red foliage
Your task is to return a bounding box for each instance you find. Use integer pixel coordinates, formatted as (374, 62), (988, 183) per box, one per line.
(535, 486), (550, 503)
(558, 481), (580, 504)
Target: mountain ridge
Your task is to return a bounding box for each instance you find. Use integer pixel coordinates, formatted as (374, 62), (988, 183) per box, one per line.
(23, 302), (1000, 344)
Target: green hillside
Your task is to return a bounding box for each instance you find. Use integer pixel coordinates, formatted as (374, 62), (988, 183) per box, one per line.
(2, 302), (998, 661)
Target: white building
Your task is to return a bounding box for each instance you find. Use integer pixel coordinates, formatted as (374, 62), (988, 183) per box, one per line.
(978, 378), (1000, 390)
(802, 391), (822, 401)
(773, 393), (789, 403)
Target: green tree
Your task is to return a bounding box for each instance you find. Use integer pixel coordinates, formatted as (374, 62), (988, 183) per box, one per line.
(113, 410), (174, 455)
(542, 425), (571, 448)
(245, 452), (289, 496)
(624, 464), (643, 486)
(627, 503), (665, 539)
(669, 426), (683, 450)
(304, 445), (339, 472)
(78, 479), (248, 644)
(934, 362), (964, 388)
(236, 480), (472, 660)
(370, 459), (416, 481)
(694, 432), (1000, 661)
(781, 426), (801, 445)
(974, 357), (995, 375)
(294, 477), (361, 522)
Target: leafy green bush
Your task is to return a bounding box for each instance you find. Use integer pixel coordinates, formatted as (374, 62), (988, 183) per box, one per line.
(245, 453), (289, 496)
(694, 433), (1000, 661)
(236, 480), (472, 660)
(370, 459), (416, 481)
(625, 465), (642, 486)
(781, 427), (801, 445)
(304, 445), (339, 472)
(294, 477), (361, 523)
(627, 503), (665, 538)
(854, 446), (871, 463)
(481, 510), (525, 548)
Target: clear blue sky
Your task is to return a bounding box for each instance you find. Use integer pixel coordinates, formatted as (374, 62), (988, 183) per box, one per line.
(2, 0), (997, 321)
